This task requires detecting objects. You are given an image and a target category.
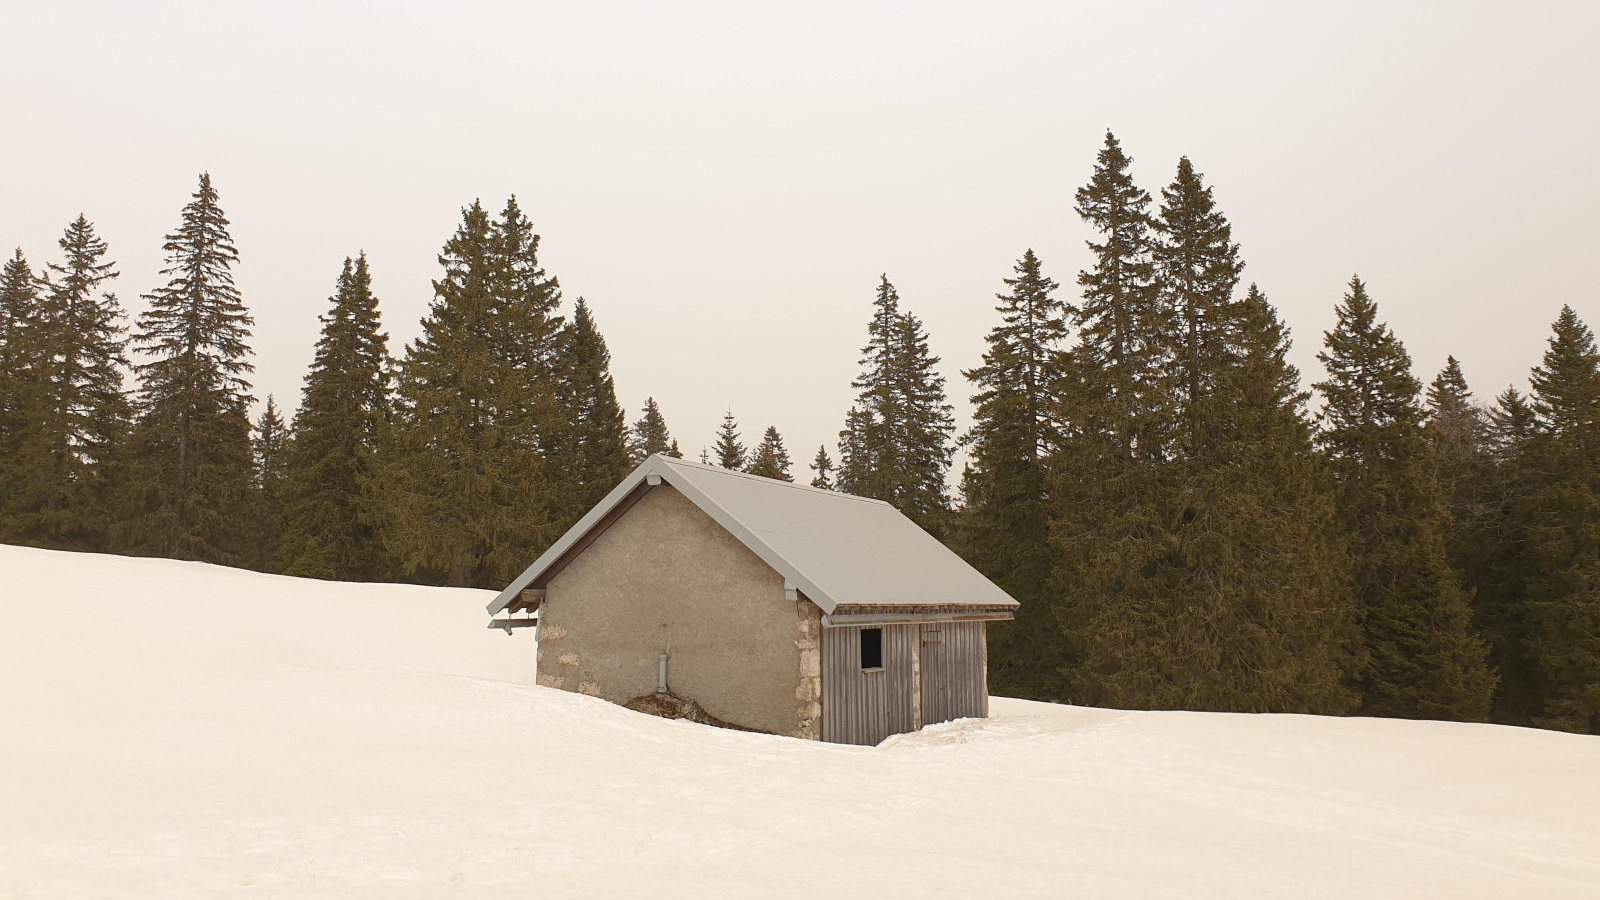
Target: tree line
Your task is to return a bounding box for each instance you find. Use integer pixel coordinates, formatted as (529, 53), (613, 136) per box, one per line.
(1, 140), (1595, 734)
(942, 133), (1597, 735)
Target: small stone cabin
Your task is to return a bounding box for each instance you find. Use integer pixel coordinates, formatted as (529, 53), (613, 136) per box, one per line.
(486, 454), (1019, 745)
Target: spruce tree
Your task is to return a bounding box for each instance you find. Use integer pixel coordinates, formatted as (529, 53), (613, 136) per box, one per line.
(0, 250), (49, 539)
(1071, 130), (1163, 461)
(0, 251), (39, 438)
(809, 445), (834, 490)
(376, 199), (561, 587)
(1488, 387), (1537, 457)
(838, 275), (954, 529)
(1314, 275), (1495, 720)
(747, 426), (793, 481)
(958, 248), (1072, 700)
(1152, 156), (1243, 455)
(842, 276), (900, 497)
(123, 174), (258, 565)
(713, 409), (746, 469)
(630, 396), (677, 459)
(250, 395), (288, 572)
(549, 297), (632, 528)
(1427, 357), (1484, 470)
(278, 254), (392, 580)
(1455, 382), (1546, 724)
(1146, 285), (1357, 713)
(891, 310), (955, 527)
(1049, 134), (1169, 704)
(1519, 306), (1600, 732)
(4, 216), (134, 549)
(1424, 357), (1495, 633)
(1059, 277), (1361, 713)
(835, 407), (872, 494)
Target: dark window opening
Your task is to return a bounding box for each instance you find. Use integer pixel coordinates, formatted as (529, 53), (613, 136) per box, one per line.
(860, 627), (883, 670)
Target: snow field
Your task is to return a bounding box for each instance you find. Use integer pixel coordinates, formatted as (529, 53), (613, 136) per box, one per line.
(2, 543), (1597, 898)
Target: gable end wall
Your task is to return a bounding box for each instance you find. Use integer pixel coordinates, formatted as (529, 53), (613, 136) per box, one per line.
(536, 484), (805, 736)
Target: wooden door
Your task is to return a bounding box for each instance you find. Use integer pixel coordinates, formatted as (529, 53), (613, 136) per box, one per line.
(920, 621), (986, 727)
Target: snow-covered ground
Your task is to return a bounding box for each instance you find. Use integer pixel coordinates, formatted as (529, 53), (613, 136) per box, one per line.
(2, 544), (1596, 898)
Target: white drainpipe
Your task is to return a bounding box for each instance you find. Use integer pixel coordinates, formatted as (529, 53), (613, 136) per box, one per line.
(658, 652), (669, 694)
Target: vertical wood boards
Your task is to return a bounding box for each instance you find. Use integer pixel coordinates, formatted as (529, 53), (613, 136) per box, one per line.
(919, 621), (986, 727)
(819, 623), (915, 745)
(819, 620), (988, 744)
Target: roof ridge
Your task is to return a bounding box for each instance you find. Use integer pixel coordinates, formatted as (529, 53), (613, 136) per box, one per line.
(652, 454), (892, 506)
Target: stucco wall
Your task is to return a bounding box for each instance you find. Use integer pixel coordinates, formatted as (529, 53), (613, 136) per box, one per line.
(535, 484), (803, 736)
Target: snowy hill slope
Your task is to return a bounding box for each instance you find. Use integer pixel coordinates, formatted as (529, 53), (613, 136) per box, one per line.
(2, 544), (1597, 898)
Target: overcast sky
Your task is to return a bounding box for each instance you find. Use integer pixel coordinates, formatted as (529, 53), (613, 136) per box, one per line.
(4, 1), (1597, 470)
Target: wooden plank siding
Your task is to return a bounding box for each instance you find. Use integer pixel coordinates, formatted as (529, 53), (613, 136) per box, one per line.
(919, 621), (987, 727)
(820, 623), (916, 745)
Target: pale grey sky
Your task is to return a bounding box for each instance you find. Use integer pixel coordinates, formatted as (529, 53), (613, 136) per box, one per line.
(4, 1), (1597, 470)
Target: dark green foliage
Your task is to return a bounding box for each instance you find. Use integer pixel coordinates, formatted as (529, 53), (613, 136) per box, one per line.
(835, 407), (871, 494)
(630, 396), (678, 460)
(837, 275), (954, 529)
(0, 217), (133, 549)
(375, 199), (561, 588)
(1314, 276), (1495, 720)
(1152, 156), (1243, 454)
(809, 445), (834, 490)
(1519, 307), (1600, 732)
(713, 410), (746, 470)
(250, 395), (288, 571)
(1156, 286), (1357, 713)
(1071, 131), (1164, 461)
(958, 249), (1072, 700)
(747, 426), (792, 481)
(0, 250), (50, 539)
(1427, 356), (1485, 482)
(122, 174), (258, 565)
(548, 297), (632, 529)
(1458, 385), (1542, 720)
(1055, 281), (1360, 711)
(0, 251), (38, 434)
(277, 254), (392, 580)
(1488, 387), (1537, 457)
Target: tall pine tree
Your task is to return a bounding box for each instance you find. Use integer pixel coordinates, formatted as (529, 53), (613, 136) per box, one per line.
(1315, 275), (1494, 720)
(250, 395), (288, 572)
(747, 425), (792, 480)
(376, 199), (561, 587)
(1070, 131), (1163, 461)
(630, 396), (679, 460)
(278, 254), (392, 580)
(1049, 134), (1168, 704)
(3, 216), (133, 549)
(1152, 156), (1242, 455)
(0, 250), (49, 540)
(838, 275), (954, 529)
(123, 175), (258, 565)
(958, 248), (1072, 700)
(713, 409), (746, 469)
(809, 445), (835, 490)
(1519, 306), (1600, 732)
(548, 297), (632, 530)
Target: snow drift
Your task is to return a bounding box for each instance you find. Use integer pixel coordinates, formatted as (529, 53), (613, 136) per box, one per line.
(2, 543), (1596, 898)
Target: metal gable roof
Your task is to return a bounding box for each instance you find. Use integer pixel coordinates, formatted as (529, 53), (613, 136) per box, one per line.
(486, 454), (1020, 616)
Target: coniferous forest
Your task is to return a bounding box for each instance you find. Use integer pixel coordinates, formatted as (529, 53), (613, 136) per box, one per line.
(4, 134), (1598, 735)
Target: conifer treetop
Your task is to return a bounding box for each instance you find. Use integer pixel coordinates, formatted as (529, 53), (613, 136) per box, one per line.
(1529, 305), (1600, 434)
(713, 409), (746, 470)
(135, 172), (254, 405)
(1315, 275), (1423, 461)
(809, 444), (835, 490)
(746, 425), (793, 481)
